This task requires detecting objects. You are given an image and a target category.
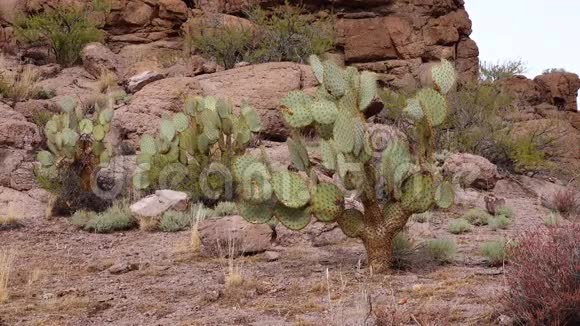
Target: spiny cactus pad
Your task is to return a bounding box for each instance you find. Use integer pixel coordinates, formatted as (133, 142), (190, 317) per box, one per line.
(309, 54), (324, 84)
(434, 180), (454, 209)
(333, 114), (355, 153)
(401, 174), (434, 213)
(272, 171), (310, 208)
(275, 205), (311, 231)
(241, 202), (273, 224)
(403, 98), (424, 122)
(337, 209), (364, 238)
(312, 183), (344, 222)
(311, 100), (338, 125)
(240, 162), (273, 203)
(416, 88), (448, 127)
(431, 59), (457, 94)
(323, 61), (347, 97)
(287, 138), (310, 172)
(359, 71), (377, 111)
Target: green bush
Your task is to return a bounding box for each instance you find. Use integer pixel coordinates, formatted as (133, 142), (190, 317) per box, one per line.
(480, 240), (507, 266)
(15, 3), (104, 66)
(462, 208), (491, 226)
(212, 201), (239, 217)
(391, 232), (414, 269)
(71, 201), (136, 233)
(424, 238), (456, 264)
(480, 59), (527, 82)
(490, 215), (512, 231)
(448, 218), (472, 234)
(159, 211), (191, 232)
(185, 2), (335, 69)
(495, 206), (514, 219)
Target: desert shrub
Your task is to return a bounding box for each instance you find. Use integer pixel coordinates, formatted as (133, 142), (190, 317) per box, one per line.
(480, 59), (527, 82)
(503, 225), (580, 325)
(499, 131), (555, 173)
(391, 232), (414, 269)
(159, 211), (191, 232)
(552, 187), (579, 219)
(462, 208), (491, 226)
(212, 201), (239, 217)
(424, 238), (456, 264)
(495, 206), (514, 219)
(72, 201), (135, 233)
(448, 218), (472, 234)
(480, 240), (507, 266)
(185, 2), (335, 69)
(490, 215), (512, 231)
(35, 96), (116, 215)
(15, 3), (105, 66)
(0, 212), (21, 231)
(411, 211), (431, 223)
(0, 66), (48, 102)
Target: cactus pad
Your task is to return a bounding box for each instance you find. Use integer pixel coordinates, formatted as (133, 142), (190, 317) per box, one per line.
(323, 61), (347, 97)
(416, 88), (448, 127)
(312, 183), (344, 222)
(359, 71), (377, 111)
(132, 172), (150, 190)
(311, 100), (338, 125)
(241, 104), (262, 133)
(241, 202), (273, 224)
(431, 59), (456, 94)
(309, 55), (324, 84)
(272, 171), (310, 208)
(160, 119), (176, 142)
(434, 180), (454, 209)
(333, 114), (355, 153)
(337, 209), (364, 238)
(240, 162), (273, 203)
(287, 137), (309, 172)
(403, 98), (424, 122)
(78, 119), (93, 135)
(275, 205), (311, 231)
(140, 135), (157, 155)
(37, 151), (54, 167)
(99, 109), (114, 124)
(320, 139), (336, 170)
(401, 173), (434, 213)
(232, 155), (259, 182)
(173, 113), (189, 132)
(281, 92), (313, 128)
(59, 97), (76, 113)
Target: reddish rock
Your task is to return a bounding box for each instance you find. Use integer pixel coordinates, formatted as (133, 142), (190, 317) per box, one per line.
(534, 72), (580, 112)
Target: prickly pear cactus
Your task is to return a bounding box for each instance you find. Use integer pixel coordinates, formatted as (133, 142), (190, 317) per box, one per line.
(132, 96), (262, 202)
(236, 56), (456, 273)
(35, 96), (116, 215)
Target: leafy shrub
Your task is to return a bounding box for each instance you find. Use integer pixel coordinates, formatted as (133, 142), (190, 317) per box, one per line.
(480, 240), (507, 266)
(495, 206), (514, 219)
(185, 2), (335, 69)
(552, 187), (579, 219)
(424, 238), (456, 264)
(35, 96), (116, 215)
(490, 215), (512, 230)
(462, 208), (491, 226)
(212, 201), (239, 217)
(448, 218), (472, 234)
(480, 59), (527, 82)
(15, 3), (104, 66)
(72, 201), (135, 233)
(391, 232), (414, 269)
(159, 211), (191, 232)
(503, 225), (580, 324)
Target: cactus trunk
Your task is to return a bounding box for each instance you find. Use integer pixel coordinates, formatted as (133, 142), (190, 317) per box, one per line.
(362, 230), (395, 273)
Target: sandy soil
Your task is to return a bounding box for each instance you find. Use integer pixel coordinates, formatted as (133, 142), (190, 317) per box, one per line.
(0, 179), (561, 326)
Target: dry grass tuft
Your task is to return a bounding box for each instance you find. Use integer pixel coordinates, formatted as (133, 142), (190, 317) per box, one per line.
(552, 187), (579, 219)
(0, 249), (15, 304)
(96, 70), (117, 94)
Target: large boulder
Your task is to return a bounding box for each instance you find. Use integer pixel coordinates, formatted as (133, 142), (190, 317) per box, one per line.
(198, 215), (274, 257)
(0, 186), (46, 219)
(130, 190), (189, 218)
(194, 62), (317, 140)
(0, 107), (41, 150)
(534, 72), (580, 112)
(80, 42), (123, 78)
(0, 149), (38, 191)
(443, 153), (500, 190)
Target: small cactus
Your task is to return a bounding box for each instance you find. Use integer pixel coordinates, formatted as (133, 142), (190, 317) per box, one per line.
(236, 55), (456, 272)
(35, 95), (116, 214)
(133, 96), (262, 203)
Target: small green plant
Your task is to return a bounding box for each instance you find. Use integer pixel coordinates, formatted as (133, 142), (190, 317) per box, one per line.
(391, 232), (414, 269)
(495, 206), (514, 219)
(35, 96), (116, 215)
(448, 218), (472, 234)
(15, 3), (104, 66)
(236, 56), (457, 272)
(424, 238), (456, 264)
(480, 240), (507, 266)
(159, 211), (191, 232)
(411, 211), (431, 223)
(212, 201), (239, 217)
(490, 215), (512, 231)
(480, 59), (527, 82)
(71, 201), (135, 233)
(462, 208), (491, 226)
(132, 95), (261, 203)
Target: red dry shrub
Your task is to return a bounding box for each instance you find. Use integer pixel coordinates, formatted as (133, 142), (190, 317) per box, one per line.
(552, 188), (579, 219)
(504, 224), (580, 325)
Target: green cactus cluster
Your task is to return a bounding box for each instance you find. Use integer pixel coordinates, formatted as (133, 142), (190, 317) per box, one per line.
(35, 96), (116, 214)
(236, 55), (457, 272)
(132, 96), (262, 202)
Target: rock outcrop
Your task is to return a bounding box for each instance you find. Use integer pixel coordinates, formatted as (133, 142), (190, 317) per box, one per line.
(503, 72), (580, 112)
